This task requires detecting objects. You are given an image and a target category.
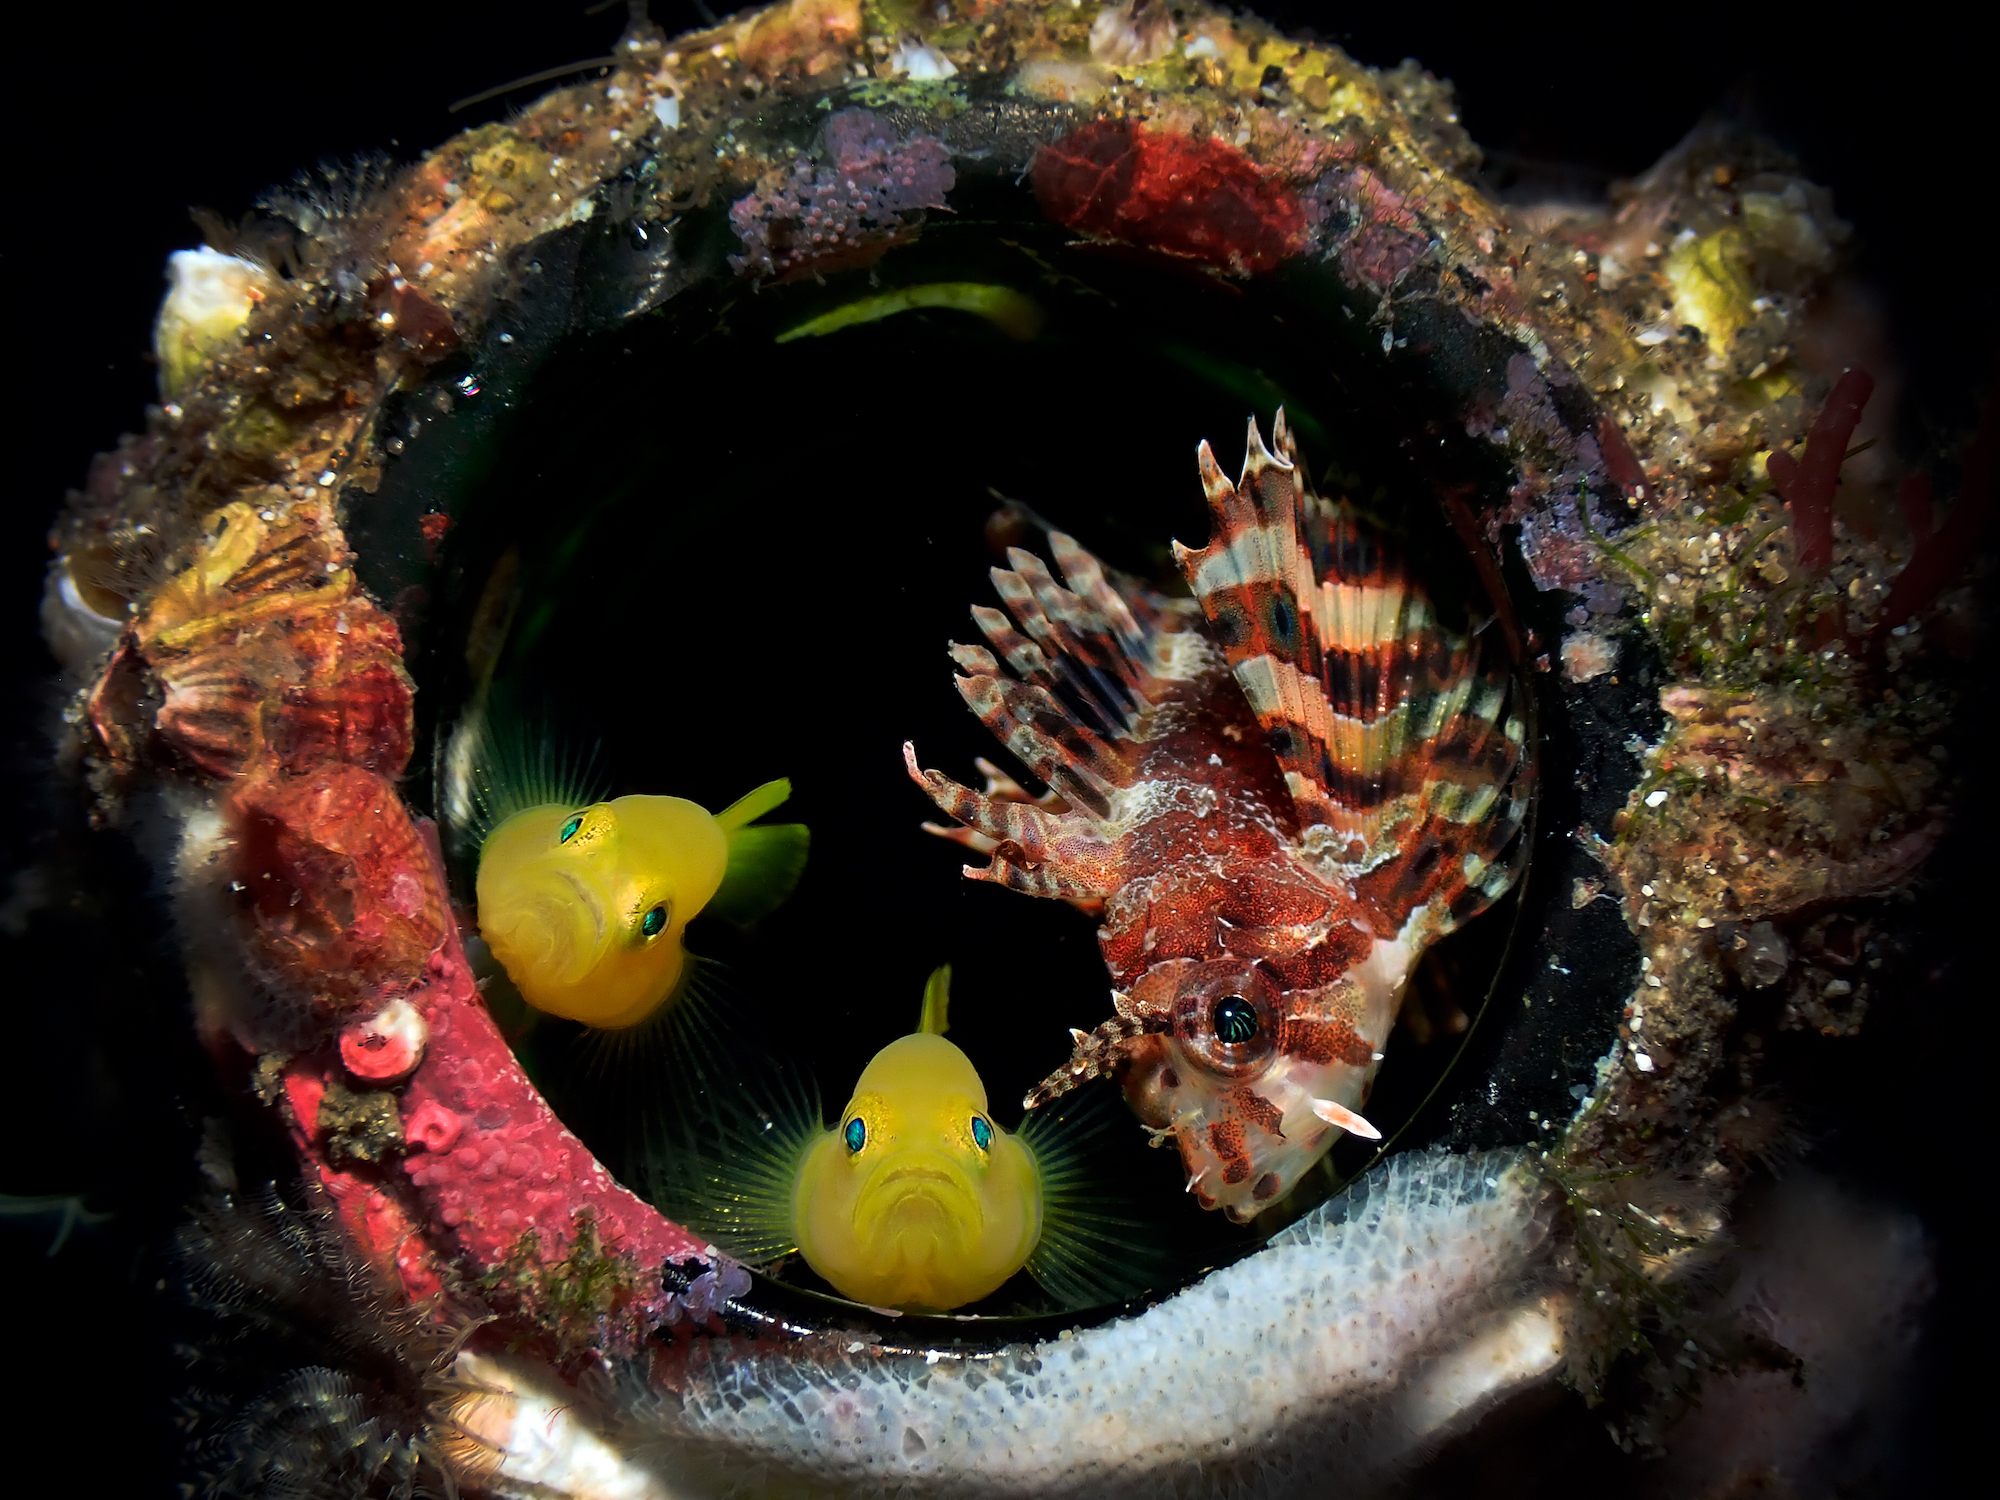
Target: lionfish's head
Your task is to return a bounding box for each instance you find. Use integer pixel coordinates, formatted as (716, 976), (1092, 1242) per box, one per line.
(1053, 957), (1382, 1222)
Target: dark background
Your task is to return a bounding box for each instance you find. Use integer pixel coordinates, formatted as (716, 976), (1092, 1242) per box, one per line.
(2, 3), (1984, 1494)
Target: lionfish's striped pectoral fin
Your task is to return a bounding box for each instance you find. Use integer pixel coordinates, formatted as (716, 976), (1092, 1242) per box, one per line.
(1175, 409), (1535, 939)
(909, 523), (1190, 902)
(917, 754), (1063, 856)
(904, 742), (1121, 901)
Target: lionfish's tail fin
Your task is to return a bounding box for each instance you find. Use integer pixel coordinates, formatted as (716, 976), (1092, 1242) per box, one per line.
(906, 527), (1194, 901)
(1175, 409), (1534, 941)
(903, 743), (1121, 901)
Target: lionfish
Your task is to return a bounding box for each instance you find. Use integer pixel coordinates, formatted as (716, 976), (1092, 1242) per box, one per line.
(904, 412), (1534, 1221)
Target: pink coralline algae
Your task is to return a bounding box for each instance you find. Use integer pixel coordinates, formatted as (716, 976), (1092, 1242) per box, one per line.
(1474, 353), (1631, 615)
(388, 895), (701, 1288)
(279, 823), (708, 1345)
(1512, 486), (1632, 618)
(729, 108), (953, 278)
(661, 1257), (754, 1328)
(1330, 166), (1427, 290)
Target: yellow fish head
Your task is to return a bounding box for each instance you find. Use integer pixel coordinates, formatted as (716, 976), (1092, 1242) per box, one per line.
(793, 1031), (1041, 1311)
(475, 794), (728, 1029)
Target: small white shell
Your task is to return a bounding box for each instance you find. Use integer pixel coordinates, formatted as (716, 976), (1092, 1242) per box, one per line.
(153, 248), (272, 397)
(888, 40), (956, 81)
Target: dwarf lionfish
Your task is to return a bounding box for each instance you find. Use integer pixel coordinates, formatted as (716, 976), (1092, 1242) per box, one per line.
(906, 411), (1534, 1220)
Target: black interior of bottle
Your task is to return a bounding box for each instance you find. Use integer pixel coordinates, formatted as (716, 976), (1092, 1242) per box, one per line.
(392, 174), (1537, 1313)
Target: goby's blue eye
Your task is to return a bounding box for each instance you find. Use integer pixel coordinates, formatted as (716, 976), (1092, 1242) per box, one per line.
(844, 1117), (866, 1153)
(559, 813), (584, 843)
(970, 1115), (992, 1151)
(640, 904), (667, 938)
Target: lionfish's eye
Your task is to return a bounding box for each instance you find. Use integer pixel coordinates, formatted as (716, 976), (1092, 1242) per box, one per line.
(970, 1115), (992, 1151)
(1211, 995), (1259, 1046)
(558, 813), (584, 844)
(640, 903), (668, 938)
(843, 1117), (866, 1154)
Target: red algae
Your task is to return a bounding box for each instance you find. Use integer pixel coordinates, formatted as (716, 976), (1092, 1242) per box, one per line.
(1033, 121), (1307, 275)
(1878, 399), (1997, 634)
(69, 483), (710, 1345)
(1596, 415), (1649, 499)
(1766, 368), (1873, 574)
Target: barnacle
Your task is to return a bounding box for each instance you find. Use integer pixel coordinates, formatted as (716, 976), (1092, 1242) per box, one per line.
(20, 2), (1983, 1496)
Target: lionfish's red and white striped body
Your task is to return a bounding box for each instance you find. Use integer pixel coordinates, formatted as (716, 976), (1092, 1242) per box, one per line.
(905, 413), (1533, 1221)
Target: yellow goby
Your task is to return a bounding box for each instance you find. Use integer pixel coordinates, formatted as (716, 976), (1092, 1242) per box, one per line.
(793, 1004), (1041, 1311)
(476, 780), (806, 1030)
(649, 966), (1175, 1314)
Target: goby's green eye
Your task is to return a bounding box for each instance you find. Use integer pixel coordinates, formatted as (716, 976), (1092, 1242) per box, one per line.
(640, 903), (667, 938)
(970, 1116), (992, 1151)
(559, 813), (584, 844)
(844, 1117), (866, 1153)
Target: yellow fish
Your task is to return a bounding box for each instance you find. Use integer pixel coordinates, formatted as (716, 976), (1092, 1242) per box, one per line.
(475, 776), (808, 1031)
(790, 971), (1041, 1309)
(651, 968), (1173, 1314)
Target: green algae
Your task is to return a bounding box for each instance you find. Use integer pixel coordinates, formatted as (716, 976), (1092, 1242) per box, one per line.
(775, 282), (1044, 343)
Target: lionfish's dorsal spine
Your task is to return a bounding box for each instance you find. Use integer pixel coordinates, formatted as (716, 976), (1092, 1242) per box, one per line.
(1174, 410), (1534, 944)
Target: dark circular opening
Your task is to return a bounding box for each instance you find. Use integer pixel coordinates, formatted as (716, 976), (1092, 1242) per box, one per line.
(369, 155), (1541, 1320)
